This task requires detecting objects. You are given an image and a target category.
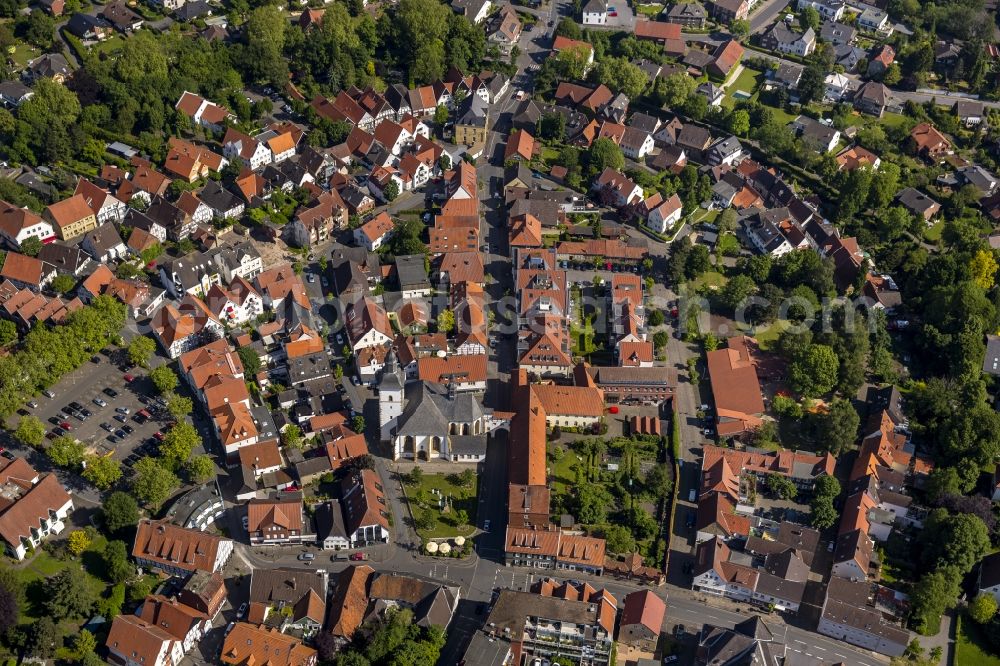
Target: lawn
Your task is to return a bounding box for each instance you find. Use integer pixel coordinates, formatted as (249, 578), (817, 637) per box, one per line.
(691, 270), (727, 291)
(956, 614), (1000, 666)
(754, 319), (791, 351)
(635, 3), (662, 15)
(15, 535), (109, 622)
(10, 43), (40, 70)
(405, 472), (478, 540)
(924, 220), (944, 242)
(91, 35), (126, 56)
(726, 67), (762, 97)
(549, 445), (587, 496)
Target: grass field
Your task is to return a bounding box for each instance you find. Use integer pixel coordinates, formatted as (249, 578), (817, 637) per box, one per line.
(754, 319), (790, 351)
(10, 44), (40, 70)
(691, 270), (727, 291)
(727, 67), (762, 96)
(924, 220), (944, 242)
(406, 472), (478, 540)
(549, 445), (586, 496)
(16, 535), (109, 622)
(956, 614), (1000, 666)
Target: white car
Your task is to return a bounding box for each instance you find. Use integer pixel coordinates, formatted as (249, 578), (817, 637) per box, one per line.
(242, 515), (249, 530)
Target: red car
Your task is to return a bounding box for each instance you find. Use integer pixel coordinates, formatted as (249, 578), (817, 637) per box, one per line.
(123, 374), (135, 383)
(153, 431), (165, 441)
(349, 552), (368, 561)
(60, 421), (71, 430)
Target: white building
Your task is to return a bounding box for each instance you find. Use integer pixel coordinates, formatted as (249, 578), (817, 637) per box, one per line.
(582, 0), (608, 24)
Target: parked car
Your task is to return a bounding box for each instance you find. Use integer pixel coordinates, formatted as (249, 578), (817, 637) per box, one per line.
(101, 423), (114, 433)
(106, 434), (120, 444)
(52, 427), (65, 437)
(122, 425), (134, 434)
(297, 552), (316, 561)
(1, 452), (14, 461)
(68, 402), (82, 411)
(43, 389), (55, 399)
(103, 388), (118, 398)
(93, 398), (107, 408)
(116, 407), (130, 415)
(237, 603), (248, 619)
(114, 414), (127, 424)
(349, 552), (368, 561)
(123, 374), (135, 383)
(114, 429), (127, 439)
(27, 400), (38, 409)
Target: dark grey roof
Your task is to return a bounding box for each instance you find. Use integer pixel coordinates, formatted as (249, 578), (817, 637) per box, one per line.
(667, 2), (707, 18)
(38, 243), (90, 274)
(200, 180), (243, 214)
(80, 223), (125, 257)
(288, 351), (332, 385)
(249, 568), (325, 610)
(174, 0), (212, 20)
(896, 187), (939, 215)
(456, 94), (489, 128)
(819, 20), (856, 44)
(396, 381), (485, 436)
(395, 254), (429, 290)
(449, 435), (487, 456)
(315, 500), (348, 542)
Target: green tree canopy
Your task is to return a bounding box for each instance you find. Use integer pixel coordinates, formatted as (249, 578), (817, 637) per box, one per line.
(102, 492), (139, 533)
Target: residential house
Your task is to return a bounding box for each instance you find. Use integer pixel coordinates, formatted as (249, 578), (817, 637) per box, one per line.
(762, 23), (816, 56)
(340, 469), (390, 547)
(106, 614), (183, 666)
(824, 72), (854, 101)
(353, 211), (394, 252)
(582, 0), (607, 24)
(955, 99), (986, 128)
(75, 178), (126, 225)
(836, 145), (881, 171)
(66, 14), (112, 41)
(705, 336), (767, 436)
(666, 2), (707, 27)
(223, 127), (272, 171)
(23, 53), (70, 84)
(709, 39), (744, 79)
(819, 20), (856, 45)
(710, 0), (748, 23)
(551, 35), (595, 65)
(0, 458), (73, 560)
(857, 6), (889, 32)
(647, 193), (683, 234)
(796, 0), (845, 20)
(854, 81), (890, 117)
(618, 590), (666, 652)
(706, 136), (744, 166)
(909, 122), (951, 160)
(621, 126), (655, 159)
(79, 224), (127, 263)
(489, 6), (522, 55)
(869, 46), (897, 78)
(220, 624), (317, 666)
(175, 91), (232, 132)
(817, 577), (909, 657)
(101, 1), (143, 32)
(137, 595), (210, 657)
(790, 115), (841, 153)
(150, 296), (224, 358)
(248, 495), (310, 546)
(593, 168), (644, 208)
(200, 181), (246, 221)
(44, 194), (98, 241)
(0, 201), (53, 250)
(0, 252), (56, 292)
(0, 81), (32, 108)
(454, 95), (490, 147)
(248, 568), (326, 636)
(451, 0), (491, 23)
(698, 617), (788, 665)
(132, 519), (233, 575)
(896, 187), (940, 222)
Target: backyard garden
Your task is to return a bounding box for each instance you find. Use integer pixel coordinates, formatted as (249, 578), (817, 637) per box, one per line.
(403, 468), (479, 540)
(548, 434), (672, 565)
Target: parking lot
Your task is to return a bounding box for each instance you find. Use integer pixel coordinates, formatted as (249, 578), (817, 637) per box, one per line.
(23, 349), (176, 465)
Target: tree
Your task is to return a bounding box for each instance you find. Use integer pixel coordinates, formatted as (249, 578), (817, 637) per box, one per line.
(102, 492), (139, 533)
(799, 6), (820, 30)
(648, 310), (665, 326)
(187, 455), (215, 484)
(128, 336), (156, 368)
(718, 274), (757, 310)
(587, 137), (624, 175)
(970, 593), (998, 624)
(352, 415), (366, 433)
(14, 415), (44, 448)
(810, 474), (841, 529)
(660, 71), (697, 108)
(150, 365), (178, 394)
(82, 455), (122, 490)
(51, 274), (76, 295)
(282, 424), (304, 449)
(728, 109), (750, 136)
(595, 56), (648, 98)
(48, 435), (86, 468)
(67, 529), (91, 556)
(131, 457), (180, 509)
(383, 180), (400, 202)
(815, 399), (860, 455)
(555, 16), (582, 39)
(601, 524), (636, 553)
(910, 567), (961, 635)
(103, 540), (132, 584)
(44, 567), (96, 620)
(0, 571), (20, 635)
(436, 308), (455, 334)
(237, 346), (261, 376)
(434, 104), (449, 125)
(969, 249), (999, 290)
(653, 330), (669, 349)
(74, 629), (98, 660)
(538, 112), (567, 141)
(19, 236), (41, 257)
(160, 422), (200, 470)
(765, 474), (797, 500)
(167, 394), (193, 419)
(244, 5), (289, 86)
(790, 344), (839, 396)
(921, 510), (991, 574)
(0, 319), (15, 347)
(25, 616), (57, 659)
(797, 63), (826, 105)
(730, 19), (750, 41)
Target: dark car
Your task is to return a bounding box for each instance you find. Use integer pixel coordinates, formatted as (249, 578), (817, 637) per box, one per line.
(103, 388), (118, 398)
(52, 427), (65, 437)
(114, 414), (127, 423)
(68, 402), (82, 411)
(48, 416), (61, 426)
(107, 434), (120, 444)
(114, 429), (127, 439)
(1, 452), (14, 461)
(80, 408), (92, 418)
(101, 423), (114, 432)
(122, 425), (134, 435)
(91, 355), (101, 363)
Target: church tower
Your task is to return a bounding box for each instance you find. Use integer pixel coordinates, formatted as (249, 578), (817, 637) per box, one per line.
(378, 348), (404, 447)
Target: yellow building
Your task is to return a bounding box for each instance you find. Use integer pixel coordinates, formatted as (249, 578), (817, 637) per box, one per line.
(44, 194), (98, 241)
(454, 95), (490, 147)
